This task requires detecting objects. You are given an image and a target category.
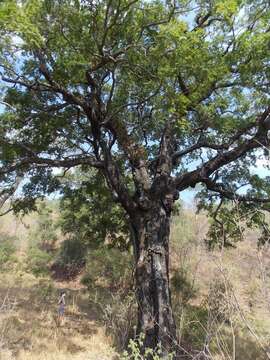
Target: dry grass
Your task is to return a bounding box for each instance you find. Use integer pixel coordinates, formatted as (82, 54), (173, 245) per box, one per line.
(0, 272), (117, 360)
(0, 210), (121, 360)
(1, 207), (270, 359)
(171, 209), (270, 359)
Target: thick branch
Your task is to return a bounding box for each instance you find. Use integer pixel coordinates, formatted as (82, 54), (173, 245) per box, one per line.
(172, 119), (257, 160)
(203, 178), (270, 204)
(99, 140), (137, 212)
(0, 156), (104, 176)
(154, 121), (175, 178)
(174, 106), (270, 191)
(173, 141), (229, 160)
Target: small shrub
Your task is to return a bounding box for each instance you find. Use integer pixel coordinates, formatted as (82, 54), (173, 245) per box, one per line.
(57, 237), (86, 268)
(171, 268), (196, 305)
(121, 334), (175, 360)
(102, 292), (136, 350)
(0, 235), (16, 269)
(51, 237), (86, 280)
(180, 304), (209, 351)
(82, 246), (135, 350)
(81, 246), (132, 291)
(26, 247), (52, 276)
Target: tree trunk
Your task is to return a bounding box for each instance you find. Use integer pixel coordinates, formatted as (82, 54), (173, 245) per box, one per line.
(130, 203), (178, 358)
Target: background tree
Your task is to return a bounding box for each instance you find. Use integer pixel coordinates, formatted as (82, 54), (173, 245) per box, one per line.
(1, 0), (270, 356)
(55, 168), (129, 274)
(30, 201), (57, 251)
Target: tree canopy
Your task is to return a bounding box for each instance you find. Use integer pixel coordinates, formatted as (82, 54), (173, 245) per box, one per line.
(1, 0), (270, 217)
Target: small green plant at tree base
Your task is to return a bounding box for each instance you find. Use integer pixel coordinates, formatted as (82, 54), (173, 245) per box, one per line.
(121, 334), (175, 360)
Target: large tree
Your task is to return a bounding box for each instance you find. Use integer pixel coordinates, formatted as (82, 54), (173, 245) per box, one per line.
(1, 0), (270, 356)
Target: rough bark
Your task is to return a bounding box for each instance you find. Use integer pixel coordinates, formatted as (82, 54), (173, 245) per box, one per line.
(130, 203), (177, 358)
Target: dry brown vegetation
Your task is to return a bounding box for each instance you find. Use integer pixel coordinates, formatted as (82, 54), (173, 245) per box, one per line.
(1, 206), (270, 359)
(0, 272), (118, 360)
(171, 209), (270, 359)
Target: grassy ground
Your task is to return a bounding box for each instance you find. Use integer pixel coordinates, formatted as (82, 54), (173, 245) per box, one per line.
(1, 207), (270, 359)
(0, 271), (117, 360)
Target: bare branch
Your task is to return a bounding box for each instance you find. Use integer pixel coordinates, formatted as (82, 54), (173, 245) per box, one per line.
(0, 100), (16, 111)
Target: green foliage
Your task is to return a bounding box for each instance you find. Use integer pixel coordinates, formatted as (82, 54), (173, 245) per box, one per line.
(81, 246), (132, 291)
(26, 246), (52, 276)
(1, 1), (270, 352)
(121, 334), (175, 360)
(0, 0), (44, 47)
(28, 201), (57, 251)
(56, 237), (86, 268)
(0, 234), (16, 268)
(198, 194), (270, 249)
(0, 0), (270, 249)
(171, 269), (196, 305)
(59, 169), (129, 251)
(0, 0), (269, 175)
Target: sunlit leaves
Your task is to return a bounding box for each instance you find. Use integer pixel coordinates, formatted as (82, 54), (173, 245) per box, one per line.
(0, 0), (44, 47)
(215, 0), (240, 21)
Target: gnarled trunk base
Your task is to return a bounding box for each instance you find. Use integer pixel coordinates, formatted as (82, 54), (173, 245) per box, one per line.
(131, 204), (179, 358)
